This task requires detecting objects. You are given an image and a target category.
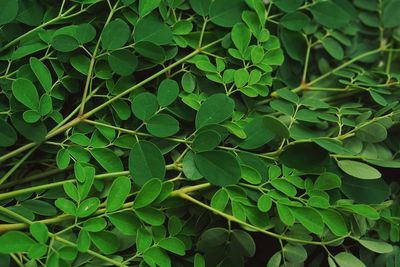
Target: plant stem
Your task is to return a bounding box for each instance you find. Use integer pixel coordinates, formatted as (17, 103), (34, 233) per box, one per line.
(176, 192), (350, 245)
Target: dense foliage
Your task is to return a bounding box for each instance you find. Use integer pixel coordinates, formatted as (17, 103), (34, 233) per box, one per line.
(1, 0), (400, 266)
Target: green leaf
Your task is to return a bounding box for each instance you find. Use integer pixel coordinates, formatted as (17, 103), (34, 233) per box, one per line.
(239, 117), (274, 149)
(234, 68), (249, 88)
(309, 1), (351, 29)
(189, 0), (211, 16)
(355, 123), (387, 143)
(12, 78), (39, 110)
(30, 57), (52, 92)
(76, 197), (100, 218)
(271, 179), (297, 197)
(341, 175), (390, 204)
(143, 247), (171, 267)
(181, 72), (196, 92)
(267, 251), (282, 267)
(136, 227), (152, 253)
(334, 252), (366, 267)
(101, 18), (130, 50)
(195, 93), (235, 129)
(290, 207), (324, 235)
(382, 1), (400, 28)
(231, 23), (251, 53)
(51, 35), (79, 52)
(135, 207), (165, 225)
(134, 14), (173, 45)
(194, 150), (241, 186)
(276, 202), (294, 226)
(257, 195), (272, 212)
(106, 176), (131, 212)
(77, 230), (91, 252)
(0, 231), (35, 253)
(131, 92), (159, 121)
(91, 148), (123, 172)
(146, 114), (179, 137)
(319, 209), (348, 236)
(211, 189), (229, 211)
(314, 172), (341, 190)
(280, 12), (310, 31)
(194, 253), (206, 267)
(28, 243), (47, 259)
(273, 0), (303, 12)
(108, 50), (138, 76)
(90, 231), (119, 255)
(322, 37), (344, 60)
(134, 178), (162, 209)
(55, 198), (76, 216)
(109, 211), (141, 235)
(357, 238), (393, 254)
(231, 229), (256, 257)
(0, 119), (17, 147)
(129, 141), (166, 186)
(339, 204), (380, 220)
(192, 130), (221, 153)
(209, 0), (245, 27)
(283, 244), (307, 263)
(158, 237), (186, 255)
(337, 160), (381, 180)
(280, 142), (329, 170)
(138, 0), (161, 17)
(157, 79), (179, 107)
(241, 165), (262, 184)
(11, 113), (47, 142)
(0, 0), (18, 25)
(83, 218), (107, 232)
(29, 223), (49, 244)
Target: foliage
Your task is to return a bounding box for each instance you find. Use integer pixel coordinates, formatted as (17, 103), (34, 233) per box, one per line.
(0, 0), (400, 266)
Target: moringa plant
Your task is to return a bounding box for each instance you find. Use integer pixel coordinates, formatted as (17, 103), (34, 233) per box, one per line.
(0, 0), (400, 266)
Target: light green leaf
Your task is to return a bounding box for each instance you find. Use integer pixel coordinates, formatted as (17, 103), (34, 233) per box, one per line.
(334, 252), (366, 267)
(290, 207), (324, 235)
(231, 23), (251, 53)
(0, 231), (35, 253)
(357, 238), (393, 254)
(138, 0), (161, 17)
(106, 176), (131, 212)
(29, 223), (49, 244)
(12, 78), (39, 110)
(134, 178), (162, 209)
(30, 57), (52, 92)
(337, 160), (381, 180)
(158, 237), (186, 256)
